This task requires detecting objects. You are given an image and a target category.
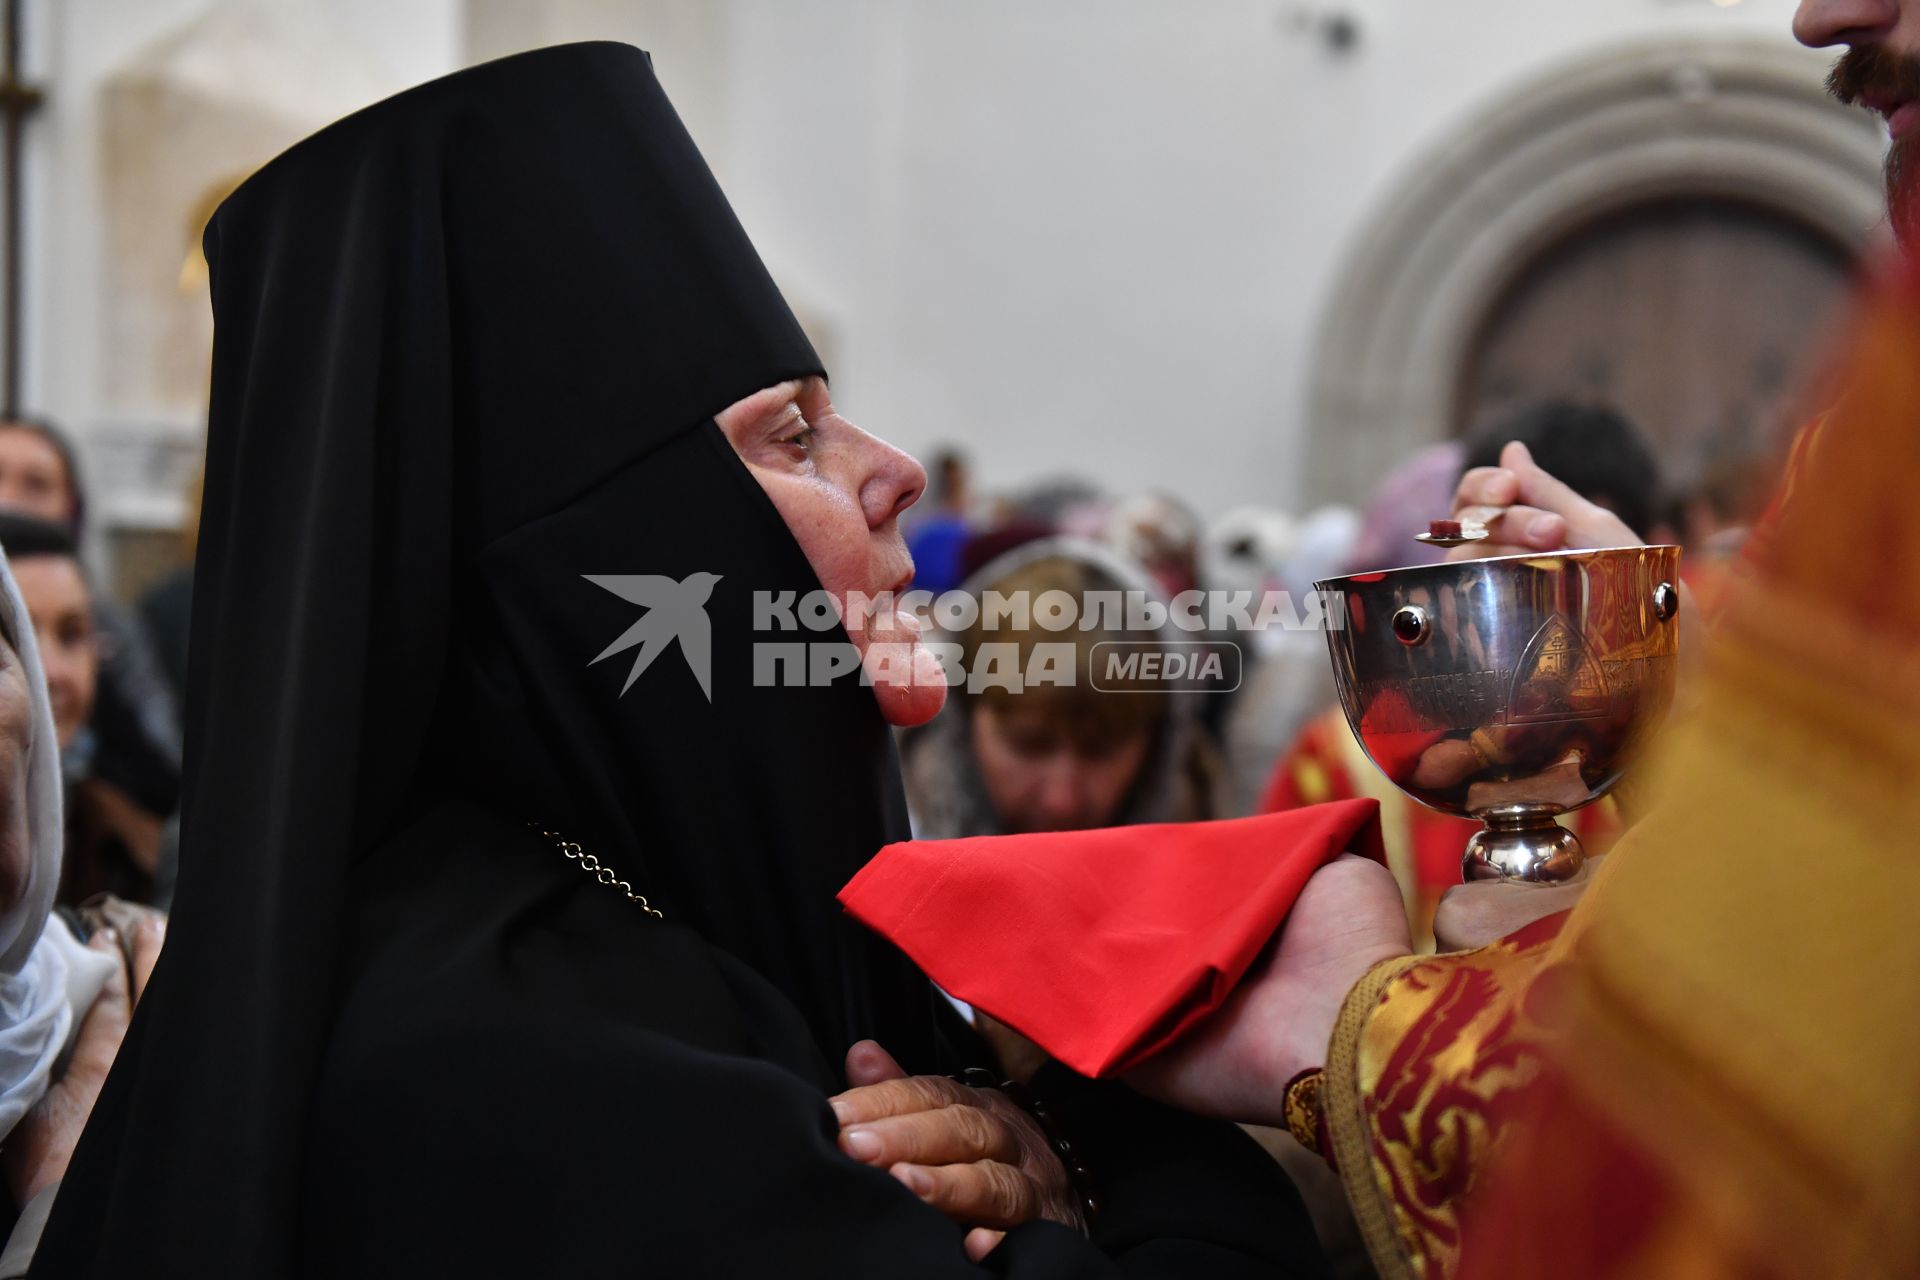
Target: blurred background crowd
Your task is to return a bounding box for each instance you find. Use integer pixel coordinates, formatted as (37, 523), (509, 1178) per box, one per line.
(0, 0), (1883, 941)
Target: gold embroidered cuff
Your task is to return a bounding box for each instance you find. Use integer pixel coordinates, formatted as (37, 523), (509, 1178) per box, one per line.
(1281, 1067), (1328, 1162)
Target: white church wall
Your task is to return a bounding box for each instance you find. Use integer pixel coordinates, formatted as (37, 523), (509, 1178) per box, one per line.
(23, 0), (1861, 547)
(467, 0), (1858, 517)
(20, 0), (462, 540)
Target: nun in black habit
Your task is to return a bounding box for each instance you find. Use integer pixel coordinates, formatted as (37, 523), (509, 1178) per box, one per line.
(31, 43), (1323, 1278)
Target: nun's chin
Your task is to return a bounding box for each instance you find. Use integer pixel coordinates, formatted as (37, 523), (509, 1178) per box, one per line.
(872, 675), (946, 727)
(858, 629), (948, 727)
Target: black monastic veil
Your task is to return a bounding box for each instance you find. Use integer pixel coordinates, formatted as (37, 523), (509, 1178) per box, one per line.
(32, 44), (1322, 1278)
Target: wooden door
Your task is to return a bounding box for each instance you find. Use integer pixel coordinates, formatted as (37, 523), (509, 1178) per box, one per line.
(1456, 197), (1857, 481)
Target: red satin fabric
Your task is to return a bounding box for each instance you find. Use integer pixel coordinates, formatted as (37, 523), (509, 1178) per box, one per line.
(839, 800), (1384, 1077)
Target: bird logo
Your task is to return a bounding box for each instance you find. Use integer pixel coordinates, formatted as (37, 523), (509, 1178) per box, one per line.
(584, 572), (723, 701)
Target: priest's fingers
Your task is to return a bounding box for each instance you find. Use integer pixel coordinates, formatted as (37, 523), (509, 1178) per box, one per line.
(1432, 865), (1598, 952)
(839, 1101), (1023, 1169)
(1499, 441), (1596, 519)
(1455, 442), (1590, 518)
(1454, 465), (1521, 513)
(963, 1228), (1006, 1263)
(1443, 505), (1566, 561)
(843, 1039), (907, 1088)
(829, 1073), (973, 1126)
(1458, 442), (1647, 554)
(889, 1159), (1042, 1231)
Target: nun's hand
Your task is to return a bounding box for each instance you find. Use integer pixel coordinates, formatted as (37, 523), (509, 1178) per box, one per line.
(2, 917), (164, 1205)
(832, 1041), (1083, 1260)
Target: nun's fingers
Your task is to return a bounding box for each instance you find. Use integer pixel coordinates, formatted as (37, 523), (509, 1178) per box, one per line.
(889, 1159), (1045, 1231)
(843, 1039), (907, 1089)
(839, 1099), (1023, 1169)
(828, 1073), (974, 1127)
(964, 1228), (1006, 1263)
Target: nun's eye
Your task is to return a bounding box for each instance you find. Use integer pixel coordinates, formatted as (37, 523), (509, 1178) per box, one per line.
(781, 424), (818, 453)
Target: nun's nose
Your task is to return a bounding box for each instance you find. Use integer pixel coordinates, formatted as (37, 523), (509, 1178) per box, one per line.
(861, 434), (927, 528)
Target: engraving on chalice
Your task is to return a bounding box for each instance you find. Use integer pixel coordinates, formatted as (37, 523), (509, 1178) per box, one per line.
(1316, 547), (1681, 883)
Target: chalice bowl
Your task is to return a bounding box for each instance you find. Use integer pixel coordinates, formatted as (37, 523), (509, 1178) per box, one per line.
(1315, 546), (1681, 883)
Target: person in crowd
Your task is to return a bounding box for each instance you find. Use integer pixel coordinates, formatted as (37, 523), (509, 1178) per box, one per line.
(902, 539), (1225, 843)
(0, 542), (160, 1278)
(900, 537), (1381, 1271)
(0, 420), (180, 907)
(1105, 492), (1202, 601)
(33, 45), (1321, 1277)
(1214, 505), (1359, 817)
(1113, 7), (1920, 1276)
(135, 467), (201, 706)
(0, 426), (80, 528)
(1198, 507), (1297, 611)
(1660, 446), (1781, 619)
(939, 476), (1111, 588)
(1212, 444), (1461, 821)
(0, 515), (166, 906)
(1457, 399), (1662, 538)
(900, 538), (1226, 1071)
(1256, 400), (1661, 946)
(1342, 442), (1465, 577)
(904, 448), (975, 598)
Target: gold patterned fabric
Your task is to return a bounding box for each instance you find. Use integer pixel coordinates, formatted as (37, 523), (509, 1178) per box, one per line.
(1323, 921), (1568, 1280)
(1281, 1068), (1330, 1161)
(1319, 262), (1920, 1280)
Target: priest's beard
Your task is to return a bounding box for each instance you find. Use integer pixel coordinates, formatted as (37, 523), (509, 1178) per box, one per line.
(1828, 43), (1920, 255)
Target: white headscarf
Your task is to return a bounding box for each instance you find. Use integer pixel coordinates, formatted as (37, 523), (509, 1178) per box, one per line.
(0, 549), (99, 1138)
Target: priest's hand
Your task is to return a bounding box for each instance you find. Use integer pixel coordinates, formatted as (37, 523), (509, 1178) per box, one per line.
(1123, 854), (1410, 1130)
(1432, 857), (1599, 952)
(832, 1041), (1083, 1262)
(1448, 440), (1643, 558)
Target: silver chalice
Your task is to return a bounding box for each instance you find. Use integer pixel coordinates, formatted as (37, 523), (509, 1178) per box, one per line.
(1315, 546), (1681, 883)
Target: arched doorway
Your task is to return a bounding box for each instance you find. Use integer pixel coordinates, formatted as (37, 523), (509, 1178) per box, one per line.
(1304, 35), (1885, 504)
(1456, 195), (1855, 482)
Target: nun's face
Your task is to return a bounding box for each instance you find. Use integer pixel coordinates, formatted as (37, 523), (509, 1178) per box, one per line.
(718, 378), (947, 726)
(0, 631), (32, 912)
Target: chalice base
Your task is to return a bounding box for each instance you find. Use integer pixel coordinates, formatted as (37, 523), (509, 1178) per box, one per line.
(1462, 808), (1585, 883)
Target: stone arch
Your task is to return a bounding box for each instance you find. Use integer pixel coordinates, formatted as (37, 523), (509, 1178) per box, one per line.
(1303, 34), (1885, 501)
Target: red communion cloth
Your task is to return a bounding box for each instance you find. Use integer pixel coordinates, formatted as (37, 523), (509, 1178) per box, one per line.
(839, 800), (1384, 1078)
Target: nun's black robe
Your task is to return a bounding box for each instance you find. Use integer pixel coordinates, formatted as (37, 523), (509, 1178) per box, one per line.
(32, 44), (1324, 1278)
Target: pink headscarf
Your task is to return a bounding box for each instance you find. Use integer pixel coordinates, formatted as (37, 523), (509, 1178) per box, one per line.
(1342, 441), (1466, 575)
